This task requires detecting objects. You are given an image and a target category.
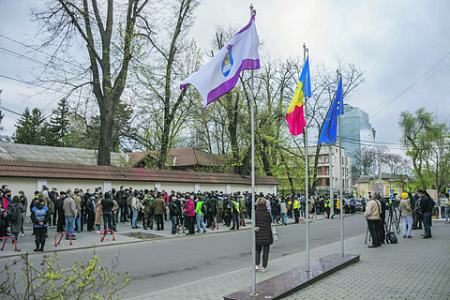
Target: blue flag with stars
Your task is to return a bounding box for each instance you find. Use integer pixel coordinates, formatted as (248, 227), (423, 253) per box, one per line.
(318, 76), (344, 144)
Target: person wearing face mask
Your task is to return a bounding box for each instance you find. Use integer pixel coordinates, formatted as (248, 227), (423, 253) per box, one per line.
(31, 198), (50, 252)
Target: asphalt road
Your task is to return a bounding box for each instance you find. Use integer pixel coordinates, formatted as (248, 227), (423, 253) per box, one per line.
(1, 214), (367, 299)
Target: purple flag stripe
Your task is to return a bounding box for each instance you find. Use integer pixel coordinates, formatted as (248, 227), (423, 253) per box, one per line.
(204, 58), (260, 109)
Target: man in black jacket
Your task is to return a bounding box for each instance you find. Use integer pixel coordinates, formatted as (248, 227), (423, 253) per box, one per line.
(56, 194), (65, 233)
(49, 187), (58, 225)
(418, 190), (433, 239)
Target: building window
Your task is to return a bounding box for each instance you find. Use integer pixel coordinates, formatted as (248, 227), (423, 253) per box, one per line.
(320, 155), (329, 163)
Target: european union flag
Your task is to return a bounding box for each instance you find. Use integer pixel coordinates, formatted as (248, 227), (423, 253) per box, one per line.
(318, 76), (343, 144)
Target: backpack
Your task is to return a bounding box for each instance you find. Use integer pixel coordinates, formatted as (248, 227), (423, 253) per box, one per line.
(201, 202), (207, 214)
(385, 232), (398, 244)
(7, 204), (21, 221)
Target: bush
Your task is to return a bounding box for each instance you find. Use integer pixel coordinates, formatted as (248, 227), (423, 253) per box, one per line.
(0, 251), (129, 299)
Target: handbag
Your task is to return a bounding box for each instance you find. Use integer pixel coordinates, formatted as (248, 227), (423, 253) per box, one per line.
(271, 223), (279, 241)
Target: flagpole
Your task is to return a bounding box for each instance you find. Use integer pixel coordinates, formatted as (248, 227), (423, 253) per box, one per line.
(337, 70), (344, 256)
(249, 4), (257, 297)
(303, 44), (310, 272)
(329, 144), (334, 217)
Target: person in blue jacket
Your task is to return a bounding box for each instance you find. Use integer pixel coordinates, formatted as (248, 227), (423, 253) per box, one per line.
(31, 198), (51, 252)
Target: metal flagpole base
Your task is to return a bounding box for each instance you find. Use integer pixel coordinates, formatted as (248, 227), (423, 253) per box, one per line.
(250, 293), (258, 297)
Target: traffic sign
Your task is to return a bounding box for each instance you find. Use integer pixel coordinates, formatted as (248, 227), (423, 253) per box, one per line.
(389, 188), (396, 195)
(447, 188), (450, 195)
(352, 191), (357, 197)
(378, 184), (383, 189)
(390, 195), (395, 200)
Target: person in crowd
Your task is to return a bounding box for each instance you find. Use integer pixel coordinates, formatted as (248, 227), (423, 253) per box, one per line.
(331, 197), (341, 219)
(162, 190), (169, 221)
(169, 197), (180, 235)
(120, 187), (129, 223)
(272, 198), (281, 224)
(216, 196), (224, 223)
(399, 192), (413, 238)
(41, 187), (53, 225)
(7, 195), (24, 242)
(239, 195), (246, 226)
(364, 196), (382, 248)
(49, 187), (58, 226)
(279, 198), (287, 226)
(111, 192), (119, 231)
(102, 192), (114, 231)
(184, 196), (195, 235)
(142, 192), (155, 230)
(444, 193), (449, 223)
(418, 190), (433, 239)
(31, 198), (50, 252)
(175, 196), (184, 226)
(349, 197), (356, 214)
(18, 190), (27, 237)
(0, 200), (6, 237)
(196, 196), (207, 233)
(3, 189), (11, 236)
(324, 196), (331, 218)
(94, 194), (103, 233)
(131, 191), (143, 229)
(413, 193), (423, 230)
(154, 193), (166, 231)
(56, 193), (65, 233)
(293, 197), (301, 223)
(229, 197), (239, 230)
(73, 191), (82, 233)
(62, 191), (77, 240)
(86, 193), (96, 232)
(255, 198), (273, 273)
(223, 196), (231, 227)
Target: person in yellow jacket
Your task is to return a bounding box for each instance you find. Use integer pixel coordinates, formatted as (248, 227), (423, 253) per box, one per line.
(324, 198), (331, 219)
(293, 197), (301, 223)
(331, 197), (340, 219)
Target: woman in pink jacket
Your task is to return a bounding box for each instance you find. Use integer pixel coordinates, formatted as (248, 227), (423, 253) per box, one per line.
(184, 196), (196, 235)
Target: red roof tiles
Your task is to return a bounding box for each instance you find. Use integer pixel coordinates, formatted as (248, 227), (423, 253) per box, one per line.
(0, 159), (278, 185)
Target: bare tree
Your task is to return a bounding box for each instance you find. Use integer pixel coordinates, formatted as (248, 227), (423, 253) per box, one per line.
(33, 0), (150, 165)
(134, 0), (200, 169)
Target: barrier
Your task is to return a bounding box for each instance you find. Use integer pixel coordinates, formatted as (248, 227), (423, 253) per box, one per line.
(54, 232), (72, 247)
(311, 212), (317, 219)
(176, 224), (185, 234)
(0, 236), (18, 251)
(210, 222), (219, 230)
(323, 211), (328, 218)
(100, 229), (115, 242)
(239, 219), (246, 228)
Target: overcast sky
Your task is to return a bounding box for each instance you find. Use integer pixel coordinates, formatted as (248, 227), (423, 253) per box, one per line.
(1, 0), (449, 151)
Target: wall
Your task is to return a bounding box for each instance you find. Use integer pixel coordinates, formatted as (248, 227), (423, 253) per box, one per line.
(1, 177), (278, 215)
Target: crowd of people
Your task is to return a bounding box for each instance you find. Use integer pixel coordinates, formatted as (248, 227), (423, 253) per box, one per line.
(0, 183), (336, 253)
(363, 190), (445, 248)
(2, 183), (447, 256)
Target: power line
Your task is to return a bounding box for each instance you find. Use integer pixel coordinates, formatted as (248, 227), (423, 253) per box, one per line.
(0, 74), (65, 94)
(336, 50), (450, 147)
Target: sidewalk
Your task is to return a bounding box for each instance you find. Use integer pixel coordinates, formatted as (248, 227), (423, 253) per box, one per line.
(132, 222), (450, 300)
(0, 214), (321, 258)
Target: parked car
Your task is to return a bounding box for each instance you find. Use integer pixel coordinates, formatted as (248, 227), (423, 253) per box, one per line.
(343, 198), (363, 213)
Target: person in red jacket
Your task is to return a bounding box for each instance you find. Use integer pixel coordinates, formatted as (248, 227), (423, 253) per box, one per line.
(184, 196), (196, 235)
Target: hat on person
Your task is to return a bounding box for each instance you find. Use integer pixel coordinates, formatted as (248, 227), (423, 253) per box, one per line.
(401, 193), (408, 199)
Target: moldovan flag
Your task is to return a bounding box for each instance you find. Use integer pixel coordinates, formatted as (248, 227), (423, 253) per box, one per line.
(180, 14), (260, 110)
(318, 76), (344, 144)
(286, 56), (311, 135)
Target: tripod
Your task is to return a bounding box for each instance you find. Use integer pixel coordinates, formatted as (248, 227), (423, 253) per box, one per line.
(385, 205), (401, 235)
